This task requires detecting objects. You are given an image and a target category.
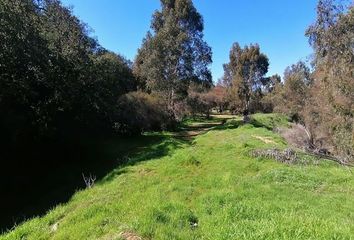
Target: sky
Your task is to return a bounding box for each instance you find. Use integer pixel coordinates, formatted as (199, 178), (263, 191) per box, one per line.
(61, 0), (318, 82)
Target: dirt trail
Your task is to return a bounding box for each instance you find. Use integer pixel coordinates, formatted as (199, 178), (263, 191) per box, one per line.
(172, 115), (234, 139)
(172, 122), (223, 138)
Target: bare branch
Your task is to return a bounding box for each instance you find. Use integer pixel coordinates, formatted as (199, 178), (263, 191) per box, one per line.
(82, 173), (96, 188)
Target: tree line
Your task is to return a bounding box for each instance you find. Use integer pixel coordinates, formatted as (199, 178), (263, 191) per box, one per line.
(0, 0), (214, 148)
(211, 0), (353, 162)
(0, 0), (353, 162)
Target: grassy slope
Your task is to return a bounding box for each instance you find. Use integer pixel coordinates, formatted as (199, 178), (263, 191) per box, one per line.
(2, 114), (354, 240)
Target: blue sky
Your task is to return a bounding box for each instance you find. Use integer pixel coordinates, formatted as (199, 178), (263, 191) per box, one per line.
(61, 0), (318, 82)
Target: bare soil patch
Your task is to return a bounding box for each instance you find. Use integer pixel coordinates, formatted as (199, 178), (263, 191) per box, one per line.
(253, 135), (276, 144)
(120, 231), (142, 240)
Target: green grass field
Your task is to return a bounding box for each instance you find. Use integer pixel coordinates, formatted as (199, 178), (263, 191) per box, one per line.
(2, 114), (354, 240)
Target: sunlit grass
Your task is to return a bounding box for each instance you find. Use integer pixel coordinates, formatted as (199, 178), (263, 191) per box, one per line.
(2, 114), (353, 240)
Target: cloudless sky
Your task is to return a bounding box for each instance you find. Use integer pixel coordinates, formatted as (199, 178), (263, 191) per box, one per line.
(61, 0), (318, 82)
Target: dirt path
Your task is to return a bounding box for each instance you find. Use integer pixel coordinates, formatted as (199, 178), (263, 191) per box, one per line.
(172, 115), (234, 139)
(172, 122), (223, 139)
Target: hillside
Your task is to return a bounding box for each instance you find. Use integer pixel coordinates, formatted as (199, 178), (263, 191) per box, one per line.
(2, 114), (354, 240)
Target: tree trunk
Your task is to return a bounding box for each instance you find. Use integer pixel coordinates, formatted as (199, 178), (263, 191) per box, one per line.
(243, 98), (250, 123)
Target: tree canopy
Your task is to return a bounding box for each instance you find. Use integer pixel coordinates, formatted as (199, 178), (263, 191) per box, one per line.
(304, 0), (353, 160)
(133, 0), (212, 118)
(0, 0), (137, 147)
(224, 43), (269, 119)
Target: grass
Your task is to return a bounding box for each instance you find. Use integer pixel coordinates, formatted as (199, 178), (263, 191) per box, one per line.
(0, 133), (169, 232)
(2, 114), (354, 239)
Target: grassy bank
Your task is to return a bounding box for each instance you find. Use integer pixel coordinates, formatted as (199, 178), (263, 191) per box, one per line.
(2, 114), (354, 239)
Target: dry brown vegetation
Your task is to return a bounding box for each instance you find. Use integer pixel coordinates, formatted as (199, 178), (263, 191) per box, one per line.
(269, 1), (354, 163)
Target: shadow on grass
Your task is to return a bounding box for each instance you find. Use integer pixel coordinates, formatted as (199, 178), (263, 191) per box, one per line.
(0, 133), (190, 233)
(211, 114), (285, 132)
(1, 114), (268, 232)
(249, 118), (274, 130)
(100, 136), (190, 184)
(212, 119), (243, 131)
(175, 115), (239, 137)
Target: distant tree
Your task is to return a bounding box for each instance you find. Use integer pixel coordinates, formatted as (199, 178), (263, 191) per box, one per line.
(133, 0), (212, 118)
(187, 89), (216, 119)
(275, 61), (312, 121)
(212, 85), (228, 113)
(225, 43), (269, 120)
(219, 63), (233, 88)
(262, 74), (281, 93)
(261, 75), (282, 112)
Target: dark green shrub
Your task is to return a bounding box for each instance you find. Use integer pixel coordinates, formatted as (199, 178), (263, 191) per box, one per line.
(115, 91), (175, 135)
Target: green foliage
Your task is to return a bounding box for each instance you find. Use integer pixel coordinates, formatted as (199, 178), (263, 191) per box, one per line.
(0, 2), (144, 218)
(2, 114), (353, 239)
(1, 0), (353, 237)
(272, 61), (312, 121)
(262, 74), (281, 94)
(116, 91), (175, 135)
(186, 89), (217, 118)
(90, 51), (137, 131)
(0, 0), (137, 146)
(222, 43), (270, 117)
(251, 113), (290, 130)
(270, 0), (354, 161)
(304, 0), (353, 161)
(133, 0), (212, 117)
(0, 0), (52, 143)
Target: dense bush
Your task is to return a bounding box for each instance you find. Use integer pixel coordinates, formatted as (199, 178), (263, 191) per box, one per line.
(270, 1), (353, 162)
(271, 61), (312, 122)
(115, 92), (175, 135)
(303, 1), (353, 161)
(187, 90), (217, 118)
(211, 86), (228, 113)
(0, 0), (138, 148)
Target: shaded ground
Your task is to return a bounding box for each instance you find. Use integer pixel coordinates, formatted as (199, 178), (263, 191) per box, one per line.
(0, 134), (172, 233)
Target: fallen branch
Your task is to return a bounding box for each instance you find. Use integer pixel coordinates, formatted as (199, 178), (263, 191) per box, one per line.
(304, 150), (353, 167)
